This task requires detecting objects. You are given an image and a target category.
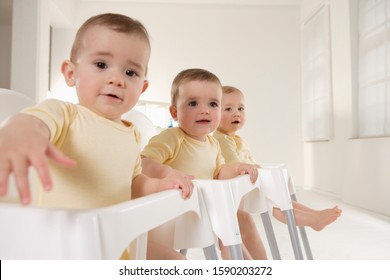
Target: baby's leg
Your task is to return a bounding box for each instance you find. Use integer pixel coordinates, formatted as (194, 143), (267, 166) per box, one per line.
(237, 209), (268, 260)
(219, 239), (229, 260)
(273, 206), (342, 231)
(147, 240), (187, 260)
(292, 200), (317, 212)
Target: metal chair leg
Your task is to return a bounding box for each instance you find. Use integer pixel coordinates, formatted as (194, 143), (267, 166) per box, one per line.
(284, 209), (304, 260)
(298, 226), (313, 259)
(290, 193), (314, 260)
(228, 244), (244, 260)
(203, 245), (219, 260)
(260, 212), (281, 260)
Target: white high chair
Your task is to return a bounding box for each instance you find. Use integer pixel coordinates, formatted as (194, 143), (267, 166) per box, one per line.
(0, 88), (203, 259)
(122, 110), (218, 259)
(0, 189), (202, 259)
(121, 110), (313, 260)
(193, 175), (255, 260)
(253, 164), (312, 260)
(288, 175), (313, 259)
(239, 174), (282, 260)
(123, 111), (255, 260)
(0, 88), (35, 121)
(147, 185), (219, 260)
(122, 109), (158, 150)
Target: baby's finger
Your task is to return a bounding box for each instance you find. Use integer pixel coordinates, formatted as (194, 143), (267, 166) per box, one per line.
(30, 155), (52, 191)
(186, 179), (194, 198)
(0, 160), (11, 196)
(46, 144), (77, 167)
(11, 158), (31, 205)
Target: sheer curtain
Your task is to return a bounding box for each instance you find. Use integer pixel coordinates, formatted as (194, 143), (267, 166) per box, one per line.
(301, 4), (333, 141)
(358, 0), (390, 137)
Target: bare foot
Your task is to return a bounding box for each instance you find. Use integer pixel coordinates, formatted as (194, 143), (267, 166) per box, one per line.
(311, 206), (342, 231)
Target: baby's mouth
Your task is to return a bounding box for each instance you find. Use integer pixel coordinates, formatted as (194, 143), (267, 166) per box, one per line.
(196, 119), (211, 123)
(103, 93), (122, 101)
(232, 120), (240, 124)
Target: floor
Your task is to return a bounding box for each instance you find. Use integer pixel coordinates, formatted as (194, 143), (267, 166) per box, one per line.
(187, 189), (390, 260)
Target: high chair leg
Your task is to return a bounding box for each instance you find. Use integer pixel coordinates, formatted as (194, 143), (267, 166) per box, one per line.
(260, 212), (281, 260)
(203, 245), (219, 260)
(290, 193), (313, 260)
(228, 244), (244, 260)
(298, 226), (313, 259)
(284, 209), (304, 260)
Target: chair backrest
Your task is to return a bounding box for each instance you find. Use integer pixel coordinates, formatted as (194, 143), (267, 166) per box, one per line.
(0, 189), (201, 259)
(0, 88), (35, 123)
(121, 110), (159, 150)
(258, 164), (293, 211)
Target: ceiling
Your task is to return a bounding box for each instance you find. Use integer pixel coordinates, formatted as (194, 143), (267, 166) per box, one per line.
(79, 0), (302, 5)
(0, 0), (302, 26)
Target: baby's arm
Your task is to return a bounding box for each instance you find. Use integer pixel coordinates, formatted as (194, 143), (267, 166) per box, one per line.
(131, 173), (193, 200)
(217, 162), (260, 184)
(0, 114), (76, 204)
(141, 156), (173, 179)
(135, 156), (194, 199)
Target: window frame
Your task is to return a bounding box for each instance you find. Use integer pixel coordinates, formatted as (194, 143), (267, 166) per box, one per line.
(301, 4), (334, 142)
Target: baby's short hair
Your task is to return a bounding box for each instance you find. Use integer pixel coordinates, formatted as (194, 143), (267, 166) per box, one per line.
(171, 68), (222, 105)
(222, 85), (243, 96)
(70, 13), (150, 62)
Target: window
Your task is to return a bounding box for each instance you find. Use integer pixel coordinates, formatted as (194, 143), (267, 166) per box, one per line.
(357, 0), (390, 137)
(133, 101), (174, 129)
(301, 4), (333, 141)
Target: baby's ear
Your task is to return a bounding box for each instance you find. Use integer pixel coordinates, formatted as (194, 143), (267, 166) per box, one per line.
(61, 60), (76, 86)
(141, 80), (149, 93)
(169, 105), (178, 120)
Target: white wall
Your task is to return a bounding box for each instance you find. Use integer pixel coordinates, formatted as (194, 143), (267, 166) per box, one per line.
(9, 0), (74, 102)
(50, 1), (304, 184)
(301, 0), (390, 216)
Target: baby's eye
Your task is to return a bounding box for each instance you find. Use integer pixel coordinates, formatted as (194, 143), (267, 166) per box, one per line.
(95, 61), (107, 69)
(238, 106), (245, 111)
(188, 101), (198, 107)
(126, 69), (137, 77)
(224, 107), (232, 112)
(210, 102), (219, 108)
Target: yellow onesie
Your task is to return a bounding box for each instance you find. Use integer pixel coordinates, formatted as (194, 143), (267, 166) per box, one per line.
(213, 130), (257, 165)
(141, 127), (225, 179)
(23, 99), (142, 209)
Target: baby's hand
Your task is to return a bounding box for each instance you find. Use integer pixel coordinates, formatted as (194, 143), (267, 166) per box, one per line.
(237, 163), (260, 184)
(162, 170), (195, 199)
(0, 114), (76, 205)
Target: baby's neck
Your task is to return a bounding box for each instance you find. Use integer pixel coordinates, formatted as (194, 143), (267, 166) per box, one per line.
(179, 127), (208, 142)
(217, 128), (236, 137)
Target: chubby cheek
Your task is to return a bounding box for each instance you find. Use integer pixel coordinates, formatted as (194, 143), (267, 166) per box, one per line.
(240, 115), (246, 126)
(212, 111), (221, 128)
(75, 75), (96, 95)
(177, 107), (193, 121)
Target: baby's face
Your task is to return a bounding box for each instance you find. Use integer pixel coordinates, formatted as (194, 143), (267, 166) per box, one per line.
(218, 91), (246, 136)
(66, 25), (150, 123)
(172, 80), (222, 141)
